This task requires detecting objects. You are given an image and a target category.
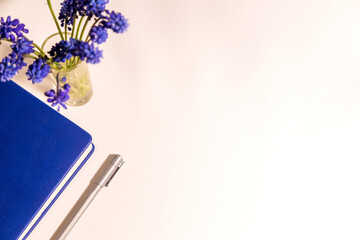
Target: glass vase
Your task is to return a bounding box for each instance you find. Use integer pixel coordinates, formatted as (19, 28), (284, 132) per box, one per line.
(41, 33), (93, 106)
(53, 61), (93, 106)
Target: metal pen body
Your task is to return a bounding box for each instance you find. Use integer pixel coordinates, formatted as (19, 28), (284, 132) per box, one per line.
(51, 183), (102, 240)
(51, 154), (123, 240)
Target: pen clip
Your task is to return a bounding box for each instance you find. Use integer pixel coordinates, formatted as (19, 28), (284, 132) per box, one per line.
(105, 162), (124, 187)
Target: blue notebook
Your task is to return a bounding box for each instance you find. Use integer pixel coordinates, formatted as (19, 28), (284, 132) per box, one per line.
(0, 81), (95, 240)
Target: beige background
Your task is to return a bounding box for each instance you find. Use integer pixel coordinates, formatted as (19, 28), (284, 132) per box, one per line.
(1, 0), (360, 239)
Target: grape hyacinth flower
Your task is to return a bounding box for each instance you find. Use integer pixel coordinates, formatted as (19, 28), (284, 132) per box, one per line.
(0, 16), (29, 42)
(71, 39), (103, 63)
(0, 56), (20, 82)
(45, 83), (71, 111)
(70, 38), (88, 60)
(58, 0), (86, 27)
(49, 38), (103, 64)
(89, 26), (108, 44)
(58, 0), (109, 27)
(84, 44), (102, 64)
(26, 58), (51, 84)
(11, 37), (34, 55)
(0, 18), (33, 82)
(0, 52), (26, 82)
(101, 10), (129, 34)
(49, 40), (74, 62)
(85, 0), (109, 17)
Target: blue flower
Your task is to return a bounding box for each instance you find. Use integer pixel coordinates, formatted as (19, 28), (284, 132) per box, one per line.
(70, 38), (87, 60)
(58, 0), (86, 27)
(49, 37), (103, 65)
(12, 23), (28, 39)
(101, 11), (129, 34)
(73, 39), (102, 63)
(85, 0), (109, 17)
(89, 26), (108, 44)
(59, 0), (109, 24)
(49, 40), (73, 62)
(9, 52), (27, 70)
(0, 53), (26, 82)
(70, 38), (103, 64)
(0, 16), (29, 42)
(0, 56), (18, 82)
(26, 58), (51, 84)
(83, 43), (102, 64)
(11, 37), (34, 55)
(0, 33), (32, 82)
(45, 83), (71, 111)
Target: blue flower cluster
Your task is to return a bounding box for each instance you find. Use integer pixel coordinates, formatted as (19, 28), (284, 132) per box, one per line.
(48, 40), (73, 62)
(0, 16), (29, 42)
(56, 0), (129, 66)
(89, 26), (108, 44)
(59, 0), (84, 27)
(101, 10), (129, 34)
(11, 37), (34, 55)
(49, 38), (103, 64)
(0, 17), (36, 82)
(58, 0), (129, 35)
(45, 82), (71, 111)
(86, 0), (109, 18)
(58, 0), (109, 27)
(26, 58), (52, 84)
(0, 53), (25, 82)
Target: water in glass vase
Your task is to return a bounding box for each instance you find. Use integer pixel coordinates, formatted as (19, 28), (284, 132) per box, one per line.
(53, 61), (93, 106)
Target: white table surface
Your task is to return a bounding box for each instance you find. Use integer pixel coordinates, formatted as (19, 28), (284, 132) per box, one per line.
(2, 0), (360, 239)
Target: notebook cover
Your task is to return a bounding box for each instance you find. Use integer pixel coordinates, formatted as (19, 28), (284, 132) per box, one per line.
(0, 81), (94, 240)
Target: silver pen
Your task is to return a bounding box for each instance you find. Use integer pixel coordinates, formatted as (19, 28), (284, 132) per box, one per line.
(51, 154), (124, 240)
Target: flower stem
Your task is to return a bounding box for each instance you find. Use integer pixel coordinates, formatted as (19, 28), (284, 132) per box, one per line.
(23, 36), (47, 56)
(41, 32), (62, 49)
(78, 16), (97, 64)
(24, 54), (38, 60)
(85, 17), (101, 42)
(65, 23), (68, 41)
(0, 38), (13, 43)
(33, 51), (42, 56)
(56, 71), (60, 92)
(79, 17), (90, 41)
(71, 16), (76, 39)
(75, 16), (84, 40)
(47, 0), (64, 41)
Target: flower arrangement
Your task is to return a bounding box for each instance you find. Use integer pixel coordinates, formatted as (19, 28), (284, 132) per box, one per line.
(0, 0), (129, 110)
